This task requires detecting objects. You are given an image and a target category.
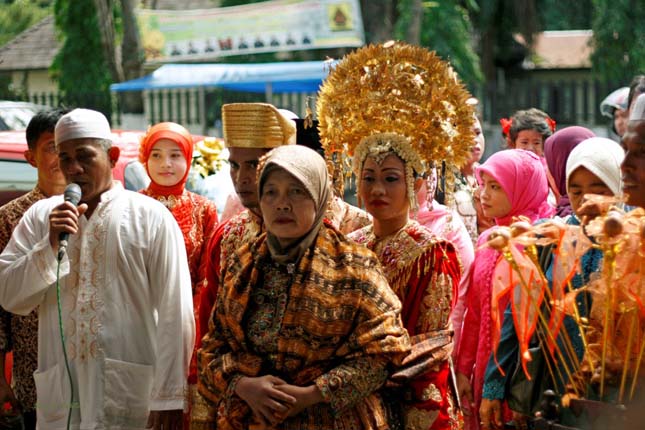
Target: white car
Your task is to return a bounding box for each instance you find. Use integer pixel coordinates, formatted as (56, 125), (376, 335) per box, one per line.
(0, 101), (48, 131)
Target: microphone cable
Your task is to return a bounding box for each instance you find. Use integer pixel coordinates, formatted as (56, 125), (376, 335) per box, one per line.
(56, 254), (74, 430)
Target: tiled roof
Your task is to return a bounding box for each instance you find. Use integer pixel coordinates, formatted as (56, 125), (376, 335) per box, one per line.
(518, 30), (593, 70)
(0, 16), (58, 71)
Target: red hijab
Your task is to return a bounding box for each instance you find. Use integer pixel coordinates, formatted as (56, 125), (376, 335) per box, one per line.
(139, 122), (193, 196)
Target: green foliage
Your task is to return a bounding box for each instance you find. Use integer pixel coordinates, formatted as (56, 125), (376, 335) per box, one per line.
(51, 0), (112, 114)
(590, 0), (645, 83)
(0, 0), (52, 47)
(537, 0), (592, 30)
(395, 0), (483, 85)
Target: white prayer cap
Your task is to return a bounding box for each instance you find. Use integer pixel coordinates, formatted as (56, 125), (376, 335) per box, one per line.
(566, 137), (625, 196)
(630, 93), (645, 121)
(55, 108), (112, 146)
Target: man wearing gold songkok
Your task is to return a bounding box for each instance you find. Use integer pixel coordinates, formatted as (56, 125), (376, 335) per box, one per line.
(317, 41), (476, 429)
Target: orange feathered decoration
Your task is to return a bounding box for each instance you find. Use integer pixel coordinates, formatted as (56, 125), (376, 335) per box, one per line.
(488, 224), (547, 379)
(537, 221), (592, 356)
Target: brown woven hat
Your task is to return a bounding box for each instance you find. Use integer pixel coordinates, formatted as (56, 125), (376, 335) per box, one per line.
(222, 103), (297, 148)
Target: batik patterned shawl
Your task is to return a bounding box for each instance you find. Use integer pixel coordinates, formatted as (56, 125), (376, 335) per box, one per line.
(198, 209), (263, 342)
(198, 222), (410, 430)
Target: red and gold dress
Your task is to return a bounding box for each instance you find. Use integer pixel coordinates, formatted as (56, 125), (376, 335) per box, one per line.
(140, 188), (218, 373)
(198, 209), (263, 340)
(138, 121), (219, 428)
(350, 220), (462, 430)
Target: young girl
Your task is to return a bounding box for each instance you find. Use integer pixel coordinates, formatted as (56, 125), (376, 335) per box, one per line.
(479, 137), (625, 429)
(456, 149), (553, 430)
(138, 122), (219, 426)
(500, 108), (556, 156)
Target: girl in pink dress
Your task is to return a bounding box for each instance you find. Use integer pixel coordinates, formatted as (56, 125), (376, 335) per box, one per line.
(455, 149), (553, 430)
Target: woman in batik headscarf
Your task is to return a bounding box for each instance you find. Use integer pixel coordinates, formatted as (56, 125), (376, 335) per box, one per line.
(138, 122), (219, 425)
(197, 145), (410, 430)
(317, 42), (478, 430)
(455, 149), (553, 430)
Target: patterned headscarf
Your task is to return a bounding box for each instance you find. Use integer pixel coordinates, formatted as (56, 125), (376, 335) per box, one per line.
(544, 126), (596, 216)
(258, 145), (331, 265)
(476, 149), (553, 226)
(139, 122), (193, 196)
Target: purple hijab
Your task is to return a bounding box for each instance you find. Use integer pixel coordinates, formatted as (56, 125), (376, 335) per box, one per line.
(544, 126), (595, 217)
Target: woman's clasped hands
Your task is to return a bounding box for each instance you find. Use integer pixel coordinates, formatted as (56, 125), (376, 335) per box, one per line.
(235, 375), (323, 428)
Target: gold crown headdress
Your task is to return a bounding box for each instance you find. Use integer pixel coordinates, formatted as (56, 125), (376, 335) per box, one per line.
(317, 41), (475, 204)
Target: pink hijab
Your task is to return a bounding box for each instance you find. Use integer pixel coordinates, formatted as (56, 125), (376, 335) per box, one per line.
(459, 150), (551, 424)
(476, 149), (553, 226)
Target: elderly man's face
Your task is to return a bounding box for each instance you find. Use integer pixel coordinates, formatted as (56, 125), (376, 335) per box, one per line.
(621, 121), (645, 208)
(57, 138), (118, 211)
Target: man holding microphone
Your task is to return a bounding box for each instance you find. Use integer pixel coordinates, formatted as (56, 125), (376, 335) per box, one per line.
(0, 109), (194, 429)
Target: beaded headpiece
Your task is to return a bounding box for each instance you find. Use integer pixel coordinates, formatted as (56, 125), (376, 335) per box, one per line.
(316, 41), (475, 205)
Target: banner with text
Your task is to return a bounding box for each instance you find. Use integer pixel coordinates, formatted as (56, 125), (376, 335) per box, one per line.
(137, 0), (364, 62)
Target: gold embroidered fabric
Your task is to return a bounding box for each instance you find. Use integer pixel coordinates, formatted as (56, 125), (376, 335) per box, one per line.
(421, 384), (443, 402)
(405, 407), (439, 430)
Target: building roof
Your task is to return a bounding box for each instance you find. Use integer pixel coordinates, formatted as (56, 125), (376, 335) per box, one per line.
(0, 1), (221, 72)
(518, 30), (593, 70)
(0, 16), (58, 71)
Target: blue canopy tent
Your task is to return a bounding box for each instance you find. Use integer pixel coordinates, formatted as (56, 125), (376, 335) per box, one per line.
(110, 61), (334, 132)
(110, 61), (333, 95)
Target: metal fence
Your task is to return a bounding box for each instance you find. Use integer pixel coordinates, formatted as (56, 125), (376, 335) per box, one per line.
(1, 78), (624, 132)
(143, 88), (317, 131)
(472, 78), (623, 126)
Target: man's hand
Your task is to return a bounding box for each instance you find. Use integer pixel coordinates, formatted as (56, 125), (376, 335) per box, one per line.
(48, 201), (88, 251)
(479, 398), (503, 430)
(456, 372), (474, 416)
(146, 409), (182, 430)
(235, 375), (296, 426)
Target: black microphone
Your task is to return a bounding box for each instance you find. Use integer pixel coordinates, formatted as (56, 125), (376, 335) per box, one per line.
(57, 183), (82, 261)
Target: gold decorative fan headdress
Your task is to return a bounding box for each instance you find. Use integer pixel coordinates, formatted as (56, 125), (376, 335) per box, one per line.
(316, 41), (475, 207)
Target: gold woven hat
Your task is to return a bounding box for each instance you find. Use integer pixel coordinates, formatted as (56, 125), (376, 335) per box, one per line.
(222, 103), (297, 148)
(317, 41), (475, 195)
